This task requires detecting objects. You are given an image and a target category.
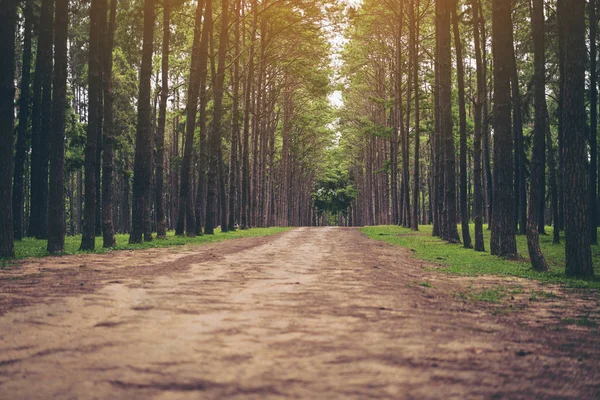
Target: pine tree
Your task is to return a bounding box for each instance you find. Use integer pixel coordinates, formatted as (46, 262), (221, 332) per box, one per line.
(130, 0), (156, 243)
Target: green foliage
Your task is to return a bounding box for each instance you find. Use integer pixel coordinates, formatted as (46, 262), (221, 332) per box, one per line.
(65, 104), (86, 173)
(312, 151), (358, 218)
(560, 315), (597, 327)
(361, 225), (600, 290)
(469, 287), (507, 303)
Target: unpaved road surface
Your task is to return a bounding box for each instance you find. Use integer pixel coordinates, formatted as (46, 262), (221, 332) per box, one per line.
(1, 227), (599, 399)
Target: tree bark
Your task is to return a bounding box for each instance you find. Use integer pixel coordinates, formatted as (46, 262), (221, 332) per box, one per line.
(102, 0), (117, 247)
(130, 0), (156, 243)
(81, 0), (104, 249)
(29, 0), (54, 239)
(526, 0), (550, 271)
(194, 0), (212, 235)
(47, 0), (68, 254)
(509, 24), (527, 236)
(471, 0), (485, 251)
(479, 0), (493, 227)
(411, 0), (420, 231)
(490, 0), (517, 257)
(589, 0), (598, 244)
(0, 0), (18, 257)
(545, 104), (560, 244)
(13, 0), (33, 241)
(439, 0), (460, 243)
(452, 1), (472, 248)
(559, 0), (594, 276)
(154, 0), (170, 239)
(241, 0), (256, 230)
(177, 0), (208, 236)
(228, 0), (241, 231)
(205, 0), (229, 234)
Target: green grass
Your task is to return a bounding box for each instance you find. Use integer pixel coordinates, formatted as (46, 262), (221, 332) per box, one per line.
(361, 224), (600, 290)
(470, 287), (507, 303)
(561, 315), (597, 327)
(2, 227), (289, 264)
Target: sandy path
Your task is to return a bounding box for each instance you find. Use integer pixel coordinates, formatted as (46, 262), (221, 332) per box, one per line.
(0, 227), (598, 399)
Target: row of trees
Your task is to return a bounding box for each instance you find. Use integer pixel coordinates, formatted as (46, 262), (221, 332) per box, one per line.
(338, 0), (594, 277)
(1, 0), (336, 256)
(2, 0), (596, 278)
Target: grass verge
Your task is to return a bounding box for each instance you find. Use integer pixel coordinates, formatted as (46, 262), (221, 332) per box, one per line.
(361, 225), (600, 290)
(2, 227), (290, 264)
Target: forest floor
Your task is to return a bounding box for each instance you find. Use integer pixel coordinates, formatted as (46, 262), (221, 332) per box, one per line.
(0, 227), (599, 399)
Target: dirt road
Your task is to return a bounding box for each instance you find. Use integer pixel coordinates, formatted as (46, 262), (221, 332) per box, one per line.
(0, 227), (598, 399)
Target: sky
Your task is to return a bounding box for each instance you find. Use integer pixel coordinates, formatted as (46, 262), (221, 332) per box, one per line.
(326, 0), (362, 109)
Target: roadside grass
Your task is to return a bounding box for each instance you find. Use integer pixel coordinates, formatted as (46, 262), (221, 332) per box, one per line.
(361, 224), (600, 290)
(1, 227), (289, 265)
(470, 287), (507, 303)
(561, 315), (597, 327)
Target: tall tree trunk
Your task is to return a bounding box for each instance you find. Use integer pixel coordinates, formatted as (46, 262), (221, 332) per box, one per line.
(452, 1), (472, 248)
(218, 145), (228, 230)
(411, 0), (420, 231)
(228, 0), (241, 231)
(490, 0), (517, 257)
(557, 0), (565, 234)
(205, 0), (229, 234)
(177, 0), (207, 236)
(13, 0), (33, 241)
(47, 0), (68, 253)
(0, 0), (18, 257)
(559, 0), (594, 276)
(480, 0), (493, 227)
(194, 0), (212, 235)
(510, 25), (527, 236)
(96, 0), (107, 238)
(29, 0), (53, 239)
(590, 0), (598, 244)
(390, 61), (399, 225)
(241, 0), (256, 229)
(471, 0), (485, 251)
(130, 0), (156, 243)
(545, 103), (560, 244)
(397, 6), (406, 229)
(439, 0), (460, 243)
(102, 0), (117, 247)
(155, 0), (170, 239)
(432, 6), (442, 238)
(280, 82), (293, 226)
(81, 0), (104, 249)
(403, 2), (412, 229)
(526, 0), (550, 271)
